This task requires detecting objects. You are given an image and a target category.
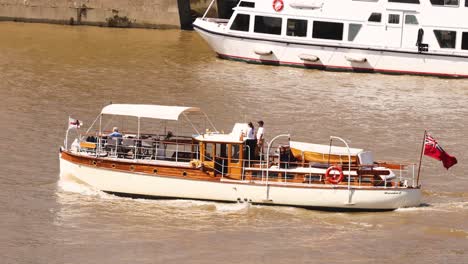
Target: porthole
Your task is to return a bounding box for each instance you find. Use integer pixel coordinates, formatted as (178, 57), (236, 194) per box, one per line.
(130, 165), (135, 171)
(153, 168), (158, 174)
(111, 164), (116, 168)
(182, 171), (187, 176)
(92, 160), (97, 166)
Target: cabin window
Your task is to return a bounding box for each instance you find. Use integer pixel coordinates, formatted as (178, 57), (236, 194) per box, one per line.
(312, 21), (344, 40)
(405, 15), (419, 25)
(348, 23), (362, 41)
(231, 144), (240, 163)
(216, 144), (227, 158)
(254, 16), (282, 35)
(430, 0), (459, 6)
(466, 0), (468, 6)
(205, 143), (214, 161)
(239, 1), (255, 8)
(388, 14), (400, 24)
(230, 14), (250, 32)
(388, 0), (420, 3)
(287, 19), (308, 37)
(434, 30), (456, 48)
(368, 13), (382, 23)
(462, 32), (468, 50)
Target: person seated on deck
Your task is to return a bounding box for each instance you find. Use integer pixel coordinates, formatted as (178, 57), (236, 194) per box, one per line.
(108, 127), (122, 139)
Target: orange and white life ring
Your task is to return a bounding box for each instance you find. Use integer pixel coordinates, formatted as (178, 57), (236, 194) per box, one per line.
(272, 0), (284, 12)
(325, 165), (344, 184)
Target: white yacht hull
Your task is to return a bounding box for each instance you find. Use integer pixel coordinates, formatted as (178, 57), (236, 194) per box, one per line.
(60, 155), (421, 211)
(193, 19), (468, 78)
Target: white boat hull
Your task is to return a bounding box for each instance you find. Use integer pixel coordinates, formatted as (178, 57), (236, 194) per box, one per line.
(193, 19), (468, 78)
(60, 155), (421, 210)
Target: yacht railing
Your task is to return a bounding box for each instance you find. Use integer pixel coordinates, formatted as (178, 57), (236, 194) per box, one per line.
(74, 134), (417, 188)
(76, 135), (198, 163)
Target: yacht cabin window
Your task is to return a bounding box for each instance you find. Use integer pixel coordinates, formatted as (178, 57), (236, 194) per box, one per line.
(348, 24), (362, 41)
(368, 13), (382, 22)
(231, 144), (240, 163)
(404, 15), (419, 24)
(430, 0), (459, 6)
(230, 14), (250, 32)
(466, 0), (468, 6)
(239, 1), (255, 8)
(461, 32), (468, 50)
(388, 14), (400, 24)
(287, 19), (308, 37)
(312, 21), (344, 40)
(205, 143), (214, 161)
(434, 30), (456, 48)
(254, 16), (282, 35)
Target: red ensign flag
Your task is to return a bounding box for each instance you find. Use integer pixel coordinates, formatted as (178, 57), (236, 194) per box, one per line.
(424, 134), (457, 169)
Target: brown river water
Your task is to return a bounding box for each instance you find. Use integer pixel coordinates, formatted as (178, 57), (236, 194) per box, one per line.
(0, 22), (467, 264)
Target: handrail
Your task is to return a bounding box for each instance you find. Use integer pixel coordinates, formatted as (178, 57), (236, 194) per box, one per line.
(73, 135), (416, 188)
(265, 134), (290, 200)
(329, 136), (352, 190)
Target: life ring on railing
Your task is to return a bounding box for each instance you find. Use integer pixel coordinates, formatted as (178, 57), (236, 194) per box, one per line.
(272, 0), (284, 12)
(325, 165), (344, 184)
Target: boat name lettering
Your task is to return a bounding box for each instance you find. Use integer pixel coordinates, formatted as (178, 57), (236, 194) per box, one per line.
(384, 191), (401, 195)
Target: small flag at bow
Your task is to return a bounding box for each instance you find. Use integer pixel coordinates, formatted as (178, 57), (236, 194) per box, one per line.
(68, 117), (82, 130)
(424, 134), (457, 169)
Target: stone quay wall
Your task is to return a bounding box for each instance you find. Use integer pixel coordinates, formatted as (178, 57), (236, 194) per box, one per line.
(0, 0), (215, 29)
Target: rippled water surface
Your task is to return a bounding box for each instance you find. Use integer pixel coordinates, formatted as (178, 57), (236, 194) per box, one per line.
(0, 22), (467, 264)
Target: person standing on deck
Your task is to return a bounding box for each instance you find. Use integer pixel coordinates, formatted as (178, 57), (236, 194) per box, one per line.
(245, 122), (256, 162)
(256, 120), (265, 159)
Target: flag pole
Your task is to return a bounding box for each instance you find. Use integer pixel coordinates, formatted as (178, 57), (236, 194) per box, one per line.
(416, 130), (426, 186)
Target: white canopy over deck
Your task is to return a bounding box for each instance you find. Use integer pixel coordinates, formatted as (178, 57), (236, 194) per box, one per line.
(101, 104), (201, 120)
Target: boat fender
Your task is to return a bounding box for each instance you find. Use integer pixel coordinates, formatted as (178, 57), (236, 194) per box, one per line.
(254, 49), (273, 56)
(272, 0), (284, 12)
(345, 55), (367, 63)
(299, 54), (319, 62)
(325, 165), (344, 184)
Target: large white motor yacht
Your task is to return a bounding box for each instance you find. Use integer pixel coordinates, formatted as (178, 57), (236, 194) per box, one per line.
(194, 0), (468, 77)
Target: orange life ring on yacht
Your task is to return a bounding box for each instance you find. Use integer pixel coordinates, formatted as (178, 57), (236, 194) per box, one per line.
(272, 0), (284, 12)
(325, 165), (344, 184)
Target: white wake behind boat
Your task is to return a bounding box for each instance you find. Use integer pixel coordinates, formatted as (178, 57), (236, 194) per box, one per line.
(194, 0), (468, 77)
(59, 104), (421, 211)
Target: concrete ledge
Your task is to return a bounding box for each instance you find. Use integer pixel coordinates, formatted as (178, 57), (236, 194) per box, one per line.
(0, 16), (179, 29)
(0, 0), (194, 29)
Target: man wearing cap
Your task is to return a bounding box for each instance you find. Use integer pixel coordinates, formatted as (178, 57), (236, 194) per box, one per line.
(256, 120), (265, 159)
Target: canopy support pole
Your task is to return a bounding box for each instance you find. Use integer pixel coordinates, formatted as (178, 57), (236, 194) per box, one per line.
(98, 114), (103, 155)
(202, 111), (218, 132)
(183, 112), (200, 135)
(86, 114), (101, 135)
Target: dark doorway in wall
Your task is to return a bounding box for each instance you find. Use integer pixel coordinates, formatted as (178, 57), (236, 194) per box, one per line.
(217, 0), (239, 19)
(177, 0), (193, 30)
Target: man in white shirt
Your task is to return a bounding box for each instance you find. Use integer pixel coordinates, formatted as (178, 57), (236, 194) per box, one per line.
(256, 120), (264, 159)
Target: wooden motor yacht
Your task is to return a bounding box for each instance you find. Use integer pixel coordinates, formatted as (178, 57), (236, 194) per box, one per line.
(59, 104), (421, 211)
